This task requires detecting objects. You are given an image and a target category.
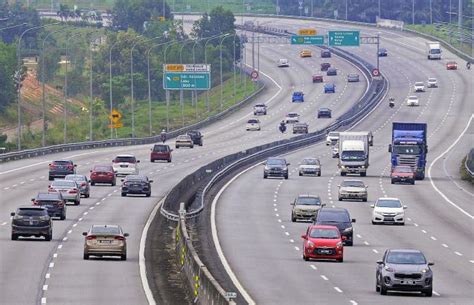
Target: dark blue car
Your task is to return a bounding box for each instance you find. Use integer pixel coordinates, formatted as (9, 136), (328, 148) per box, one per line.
(292, 91), (304, 102)
(378, 48), (388, 57)
(324, 83), (336, 93)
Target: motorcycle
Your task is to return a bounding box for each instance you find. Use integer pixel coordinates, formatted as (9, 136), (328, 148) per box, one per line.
(389, 97), (395, 108)
(160, 133), (167, 143)
(279, 123), (287, 133)
(467, 62), (471, 70)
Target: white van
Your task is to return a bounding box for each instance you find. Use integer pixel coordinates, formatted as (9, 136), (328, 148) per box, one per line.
(277, 58), (289, 67)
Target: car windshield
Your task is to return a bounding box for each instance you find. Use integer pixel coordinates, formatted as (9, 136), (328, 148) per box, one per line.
(288, 113), (298, 117)
(395, 166), (413, 173)
(296, 197), (321, 205)
(318, 211), (350, 222)
(267, 159), (286, 166)
(91, 226), (121, 235)
(18, 209), (47, 216)
(386, 251), (426, 265)
(393, 145), (421, 155)
(309, 228), (339, 239)
(153, 145), (169, 152)
(341, 151), (366, 161)
(428, 78), (436, 82)
(328, 132), (339, 137)
(415, 82), (424, 86)
(65, 175), (86, 181)
(341, 180), (365, 188)
(114, 156), (136, 163)
(377, 199), (402, 208)
(248, 119), (259, 124)
(52, 181), (76, 188)
(349, 74), (358, 77)
(294, 92), (303, 96)
(303, 159), (319, 165)
(94, 166), (112, 172)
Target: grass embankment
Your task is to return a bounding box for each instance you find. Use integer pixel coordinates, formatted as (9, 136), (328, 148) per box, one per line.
(460, 156), (474, 184)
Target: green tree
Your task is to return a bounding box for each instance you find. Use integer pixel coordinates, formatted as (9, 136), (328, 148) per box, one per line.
(112, 0), (172, 32)
(0, 1), (41, 44)
(0, 42), (17, 110)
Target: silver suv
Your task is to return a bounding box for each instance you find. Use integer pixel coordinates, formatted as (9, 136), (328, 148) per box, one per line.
(338, 179), (368, 202)
(376, 249), (434, 297)
(291, 195), (325, 222)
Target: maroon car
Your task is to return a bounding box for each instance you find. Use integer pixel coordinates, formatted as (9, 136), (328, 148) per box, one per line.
(90, 165), (116, 186)
(312, 74), (323, 83)
(150, 144), (172, 163)
(320, 62), (331, 71)
(446, 61), (457, 70)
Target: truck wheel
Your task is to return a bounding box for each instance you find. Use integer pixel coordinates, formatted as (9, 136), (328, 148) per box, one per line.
(360, 172), (366, 177)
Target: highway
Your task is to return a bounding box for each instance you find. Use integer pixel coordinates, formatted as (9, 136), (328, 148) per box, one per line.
(214, 18), (473, 305)
(0, 20), (367, 305)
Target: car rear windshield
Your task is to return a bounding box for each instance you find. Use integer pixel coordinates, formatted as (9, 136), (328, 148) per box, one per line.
(328, 132), (339, 137)
(267, 159), (286, 165)
(114, 156), (136, 163)
(53, 161), (72, 165)
(153, 145), (169, 152)
(377, 200), (402, 208)
(37, 200), (61, 206)
(91, 226), (121, 235)
(188, 131), (200, 136)
(52, 181), (76, 188)
(318, 211), (350, 222)
(395, 166), (413, 173)
(178, 135), (190, 140)
(386, 252), (426, 264)
(36, 193), (62, 200)
(341, 180), (365, 188)
(248, 119), (259, 124)
(255, 104), (265, 108)
(309, 228), (339, 239)
(94, 166), (112, 172)
(288, 113), (298, 117)
(415, 82), (424, 86)
(296, 197), (321, 205)
(303, 159), (319, 165)
(18, 209), (47, 216)
(65, 175), (86, 181)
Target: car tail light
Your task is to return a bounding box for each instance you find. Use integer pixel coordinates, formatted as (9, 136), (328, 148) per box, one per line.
(49, 164), (56, 169)
(123, 182), (129, 186)
(58, 201), (64, 207)
(80, 182), (86, 187)
(86, 235), (96, 240)
(114, 236), (125, 241)
(69, 188), (78, 194)
(48, 188), (57, 192)
(107, 172), (114, 176)
(32, 200), (39, 206)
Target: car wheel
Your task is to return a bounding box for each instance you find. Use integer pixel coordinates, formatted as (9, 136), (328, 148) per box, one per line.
(176, 146), (179, 149)
(318, 172), (321, 177)
(60, 213), (66, 220)
(298, 172), (302, 176)
(340, 172), (346, 176)
(360, 172), (366, 177)
(376, 278), (381, 292)
(146, 193), (151, 197)
(363, 197), (368, 202)
(346, 240), (353, 246)
(380, 283), (388, 295)
(45, 233), (52, 241)
(112, 180), (116, 186)
(337, 257), (343, 263)
(199, 142), (203, 146)
(338, 197), (342, 201)
(372, 221), (376, 225)
(75, 200), (80, 206)
(86, 193), (90, 198)
(303, 254), (309, 261)
(190, 145), (194, 148)
(83, 253), (89, 260)
(150, 159), (155, 163)
(284, 174), (289, 180)
(167, 159), (172, 163)
(291, 214), (296, 222)
(11, 233), (18, 240)
(423, 288), (433, 297)
(91, 181), (95, 186)
(400, 222), (405, 226)
(48, 176), (53, 181)
(121, 254), (127, 261)
(411, 180), (415, 185)
(121, 193), (126, 197)
(263, 174), (267, 179)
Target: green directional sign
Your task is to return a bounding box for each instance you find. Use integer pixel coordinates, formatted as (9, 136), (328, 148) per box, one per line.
(164, 72), (210, 90)
(328, 31), (360, 46)
(291, 35), (325, 45)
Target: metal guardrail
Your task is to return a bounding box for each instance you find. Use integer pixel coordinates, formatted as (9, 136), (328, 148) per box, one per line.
(465, 148), (474, 179)
(0, 75), (264, 164)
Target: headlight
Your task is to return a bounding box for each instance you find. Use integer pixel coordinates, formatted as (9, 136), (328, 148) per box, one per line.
(384, 266), (394, 272)
(343, 227), (353, 232)
(341, 165), (345, 169)
(336, 241), (343, 247)
(396, 211), (404, 215)
(307, 240), (315, 247)
(421, 267), (430, 273)
(361, 166), (365, 169)
(264, 166), (269, 171)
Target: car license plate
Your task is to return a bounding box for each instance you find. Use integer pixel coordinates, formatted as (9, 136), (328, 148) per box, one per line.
(132, 184), (140, 187)
(384, 217), (394, 221)
(120, 165), (128, 168)
(99, 240), (112, 244)
(319, 249), (331, 254)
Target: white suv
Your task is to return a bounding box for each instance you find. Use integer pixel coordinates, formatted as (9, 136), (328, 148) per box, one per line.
(371, 197), (406, 225)
(112, 154), (140, 176)
(413, 82), (425, 92)
(427, 77), (437, 88)
(406, 95), (419, 106)
(277, 58), (289, 67)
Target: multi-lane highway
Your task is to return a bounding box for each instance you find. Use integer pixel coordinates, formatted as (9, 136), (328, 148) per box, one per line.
(214, 17), (473, 305)
(0, 18), (368, 305)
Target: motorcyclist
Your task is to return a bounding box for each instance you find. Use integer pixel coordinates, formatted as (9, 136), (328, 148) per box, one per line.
(279, 120), (286, 133)
(467, 61), (471, 70)
(160, 129), (167, 143)
(389, 97), (395, 108)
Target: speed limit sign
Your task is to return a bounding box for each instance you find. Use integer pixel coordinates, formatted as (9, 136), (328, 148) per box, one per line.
(251, 70), (259, 80)
(372, 68), (380, 77)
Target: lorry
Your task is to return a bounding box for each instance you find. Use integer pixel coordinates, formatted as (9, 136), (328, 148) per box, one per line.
(389, 122), (428, 180)
(426, 41), (441, 60)
(338, 132), (370, 176)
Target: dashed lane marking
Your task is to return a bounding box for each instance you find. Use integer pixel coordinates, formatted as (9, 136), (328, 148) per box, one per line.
(321, 275), (329, 281)
(310, 265), (317, 270)
(455, 251), (463, 256)
(372, 249), (379, 254)
(294, 246), (299, 251)
(442, 244), (448, 248)
(42, 285), (48, 291)
(45, 273), (50, 279)
(49, 263), (54, 268)
(41, 297), (47, 304)
(334, 287), (343, 293)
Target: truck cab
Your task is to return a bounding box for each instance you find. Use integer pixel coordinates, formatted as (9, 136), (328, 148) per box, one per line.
(426, 41), (441, 60)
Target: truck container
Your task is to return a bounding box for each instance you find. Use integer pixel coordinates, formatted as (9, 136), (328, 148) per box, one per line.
(389, 122), (428, 180)
(338, 132), (370, 176)
(426, 41), (442, 60)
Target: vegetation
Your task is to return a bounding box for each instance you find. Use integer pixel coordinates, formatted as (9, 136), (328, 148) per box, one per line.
(460, 156), (474, 184)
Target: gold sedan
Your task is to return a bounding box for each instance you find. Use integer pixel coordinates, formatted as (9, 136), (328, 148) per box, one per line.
(83, 225), (128, 260)
(300, 49), (312, 58)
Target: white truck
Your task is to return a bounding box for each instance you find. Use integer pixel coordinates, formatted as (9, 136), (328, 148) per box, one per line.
(338, 132), (370, 177)
(426, 41), (441, 60)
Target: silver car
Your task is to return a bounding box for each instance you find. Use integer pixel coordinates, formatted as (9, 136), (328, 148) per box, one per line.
(338, 179), (368, 202)
(291, 195), (325, 222)
(376, 249), (434, 297)
(299, 158), (321, 176)
(65, 174), (90, 198)
(347, 73), (360, 82)
(175, 134), (194, 148)
(48, 179), (81, 205)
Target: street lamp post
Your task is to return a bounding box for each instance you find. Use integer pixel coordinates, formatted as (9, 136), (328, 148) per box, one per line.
(108, 39), (120, 139)
(16, 22), (59, 151)
(164, 40), (180, 131)
(204, 34), (227, 112)
(179, 39), (193, 127)
(130, 36), (144, 138)
(219, 34), (231, 111)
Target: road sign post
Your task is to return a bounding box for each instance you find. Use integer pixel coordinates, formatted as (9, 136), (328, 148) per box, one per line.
(328, 30), (360, 46)
(291, 35), (325, 45)
(163, 64), (211, 90)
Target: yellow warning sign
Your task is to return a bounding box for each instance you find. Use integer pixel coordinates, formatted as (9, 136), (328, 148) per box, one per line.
(298, 28), (317, 35)
(108, 109), (122, 123)
(165, 64), (185, 72)
(108, 122), (123, 129)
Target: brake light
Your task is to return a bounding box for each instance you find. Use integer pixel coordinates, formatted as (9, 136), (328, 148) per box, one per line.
(69, 188), (78, 194)
(107, 172), (114, 176)
(86, 235), (96, 240)
(81, 182), (86, 187)
(114, 236), (125, 241)
(58, 201), (64, 207)
(48, 188), (57, 192)
(32, 200), (39, 206)
(123, 182), (129, 186)
(49, 164), (56, 169)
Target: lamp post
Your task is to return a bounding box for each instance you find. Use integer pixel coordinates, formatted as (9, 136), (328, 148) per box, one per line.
(164, 40), (180, 131)
(219, 33), (231, 111)
(16, 22), (59, 151)
(88, 34), (100, 141)
(204, 34), (227, 112)
(179, 39), (194, 127)
(130, 35), (144, 138)
(108, 39), (120, 139)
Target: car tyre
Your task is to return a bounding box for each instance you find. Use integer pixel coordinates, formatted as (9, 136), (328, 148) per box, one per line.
(423, 288), (433, 297)
(121, 193), (126, 197)
(360, 172), (366, 177)
(318, 172), (321, 177)
(291, 214), (296, 222)
(112, 180), (116, 186)
(303, 254), (309, 261)
(60, 213), (66, 220)
(372, 221), (376, 225)
(363, 197), (368, 202)
(337, 257), (343, 263)
(91, 181), (95, 186)
(299, 172), (302, 176)
(380, 283), (388, 295)
(11, 233), (18, 240)
(83, 253), (89, 260)
(85, 193), (90, 198)
(411, 180), (415, 185)
(263, 174), (267, 179)
(391, 179), (395, 184)
(121, 254), (127, 261)
(48, 176), (53, 181)
(340, 172), (346, 176)
(338, 197), (342, 201)
(75, 200), (80, 206)
(376, 278), (381, 292)
(150, 159), (155, 163)
(45, 233), (52, 241)
(146, 193), (151, 197)
(167, 159), (172, 163)
(284, 174), (289, 180)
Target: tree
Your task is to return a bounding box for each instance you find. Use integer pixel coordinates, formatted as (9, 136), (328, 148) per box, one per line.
(112, 0), (172, 32)
(0, 42), (17, 110)
(0, 1), (41, 44)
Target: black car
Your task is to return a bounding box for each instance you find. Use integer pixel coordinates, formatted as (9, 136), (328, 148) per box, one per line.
(48, 160), (76, 180)
(317, 108), (332, 118)
(378, 48), (388, 57)
(263, 157), (290, 179)
(314, 208), (355, 246)
(326, 67), (337, 76)
(121, 175), (153, 197)
(321, 49), (331, 58)
(11, 206), (53, 241)
(32, 192), (66, 220)
(187, 130), (203, 146)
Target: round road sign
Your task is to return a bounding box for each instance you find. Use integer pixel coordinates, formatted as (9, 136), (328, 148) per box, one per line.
(251, 70), (259, 80)
(372, 68), (380, 77)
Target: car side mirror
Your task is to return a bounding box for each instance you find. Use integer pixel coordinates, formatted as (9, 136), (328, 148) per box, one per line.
(48, 163), (51, 166)
(337, 185), (341, 187)
(121, 179), (124, 182)
(90, 170), (92, 173)
(82, 232), (88, 236)
(388, 144), (392, 153)
(112, 160), (114, 162)
(114, 170), (118, 174)
(322, 203), (326, 206)
(10, 212), (15, 217)
(74, 164), (77, 167)
(287, 163), (291, 166)
(403, 205), (407, 209)
(170, 149), (173, 152)
(124, 233), (129, 237)
(150, 148), (153, 151)
(352, 219), (356, 223)
(376, 260), (384, 265)
(428, 262), (434, 266)
(370, 204), (375, 208)
(149, 180), (154, 183)
(137, 160), (140, 163)
(301, 234), (307, 240)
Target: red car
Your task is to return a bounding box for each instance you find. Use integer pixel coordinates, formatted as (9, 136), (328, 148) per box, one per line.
(90, 165), (116, 186)
(301, 225), (344, 262)
(446, 61), (457, 70)
(391, 165), (415, 185)
(150, 144), (172, 163)
(312, 74), (323, 83)
(320, 62), (331, 71)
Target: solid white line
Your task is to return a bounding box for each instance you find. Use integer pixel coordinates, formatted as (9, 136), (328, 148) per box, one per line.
(1, 222), (7, 226)
(364, 241), (370, 245)
(321, 275), (329, 281)
(430, 236), (437, 241)
(285, 232), (290, 236)
(53, 253), (58, 258)
(469, 260), (474, 264)
(138, 197), (164, 305)
(62, 237), (67, 241)
(427, 114), (474, 220)
(334, 287), (343, 293)
(414, 223), (419, 227)
(57, 244), (62, 249)
(67, 230), (72, 234)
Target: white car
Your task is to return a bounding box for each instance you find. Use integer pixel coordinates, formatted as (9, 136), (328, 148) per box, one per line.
(326, 131), (339, 145)
(112, 154), (140, 176)
(371, 197), (407, 225)
(277, 58), (289, 67)
(299, 158), (321, 176)
(285, 112), (300, 124)
(253, 103), (267, 115)
(413, 82), (425, 92)
(406, 95), (419, 106)
(427, 77), (437, 88)
(246, 118), (261, 131)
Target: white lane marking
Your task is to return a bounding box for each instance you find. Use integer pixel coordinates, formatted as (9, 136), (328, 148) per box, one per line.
(107, 193), (112, 197)
(4, 187), (9, 190)
(430, 236), (437, 241)
(421, 230), (427, 234)
(42, 285), (48, 291)
(372, 249), (379, 254)
(72, 223), (77, 227)
(356, 234), (362, 238)
(321, 275), (329, 281)
(49, 263), (54, 268)
(20, 181), (25, 184)
(12, 184), (17, 187)
(469, 260), (474, 264)
(277, 219), (282, 223)
(1, 222), (7, 226)
(67, 230), (72, 234)
(442, 243), (449, 248)
(83, 212), (88, 215)
(433, 291), (440, 296)
(78, 217), (83, 221)
(58, 244), (63, 249)
(281, 225), (285, 229)
(285, 232), (290, 236)
(455, 251), (463, 256)
(101, 198), (106, 201)
(96, 202), (100, 205)
(41, 297), (47, 304)
(334, 287), (343, 293)
(89, 206), (94, 210)
(294, 246), (300, 251)
(350, 301), (358, 305)
(290, 239), (295, 243)
(45, 273), (50, 279)
(414, 223), (419, 227)
(310, 265), (317, 270)
(427, 114), (474, 220)
(62, 237), (68, 241)
(53, 253), (58, 258)
(364, 241), (370, 245)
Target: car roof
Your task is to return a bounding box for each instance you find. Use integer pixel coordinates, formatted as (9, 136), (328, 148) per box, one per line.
(388, 249), (423, 254)
(115, 154), (136, 157)
(36, 192), (62, 199)
(65, 174), (86, 178)
(309, 224), (339, 230)
(377, 197), (400, 201)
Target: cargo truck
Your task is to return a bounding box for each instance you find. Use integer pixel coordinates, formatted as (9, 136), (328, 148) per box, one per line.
(426, 41), (442, 60)
(389, 122), (428, 180)
(338, 132), (370, 176)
